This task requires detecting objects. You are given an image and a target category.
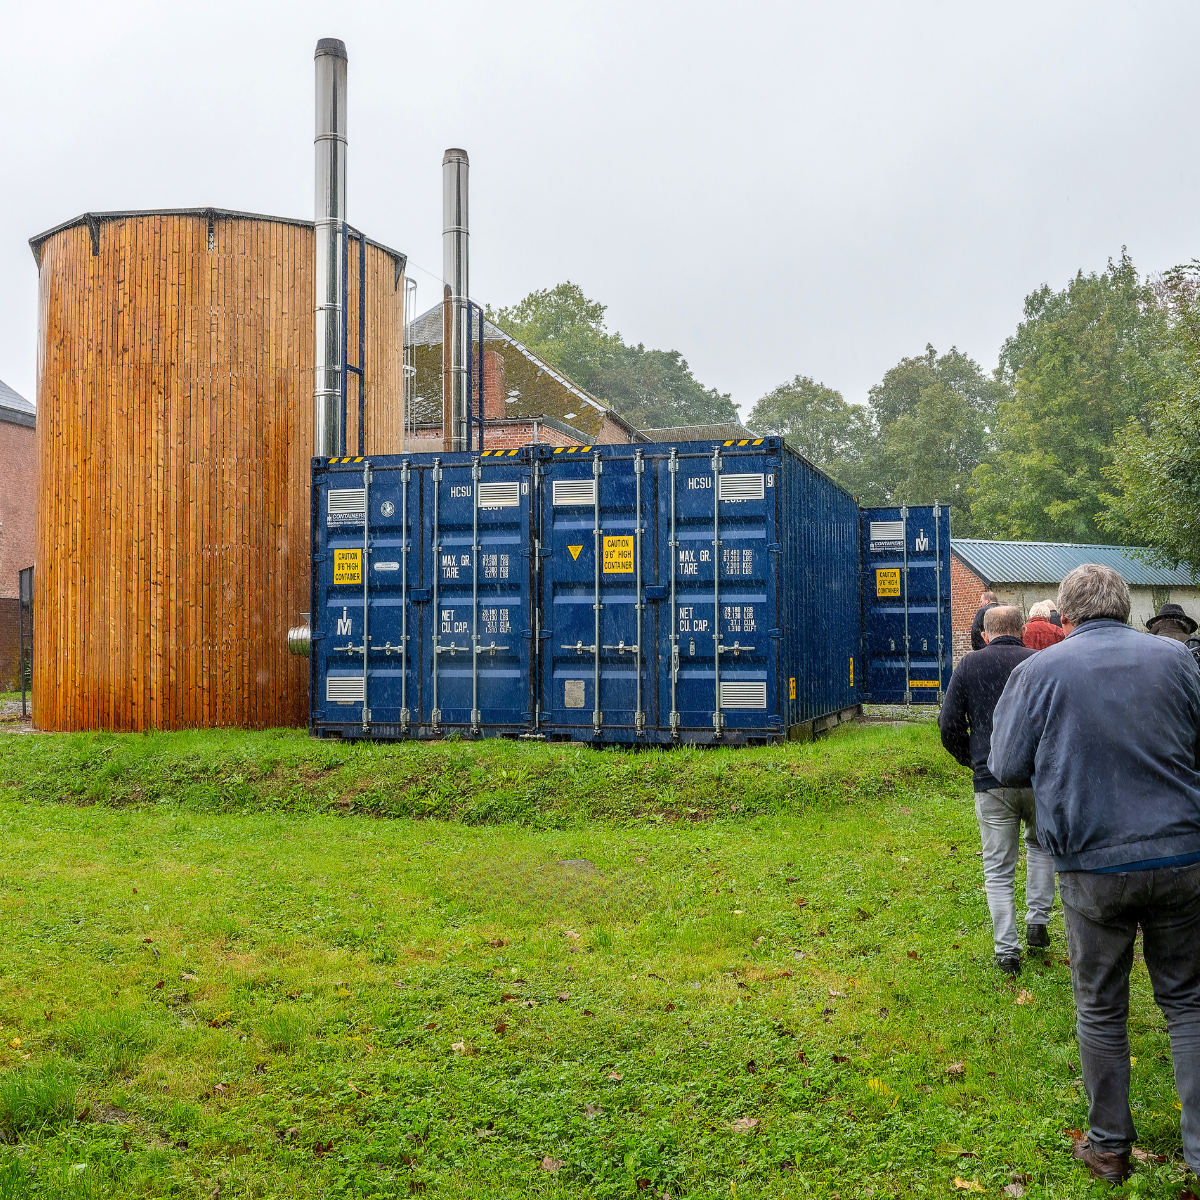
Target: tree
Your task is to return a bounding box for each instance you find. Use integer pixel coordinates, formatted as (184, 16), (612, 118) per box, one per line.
(857, 344), (1000, 532)
(746, 375), (865, 467)
(490, 282), (736, 428)
(1099, 265), (1200, 572)
(970, 251), (1166, 543)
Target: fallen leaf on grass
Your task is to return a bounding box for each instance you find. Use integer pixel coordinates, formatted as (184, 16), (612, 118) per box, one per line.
(730, 1117), (759, 1132)
(745, 1060), (758, 1074)
(154, 981), (164, 990)
(794, 899), (808, 908)
(564, 930), (581, 941)
(796, 1051), (807, 1063)
(636, 1177), (651, 1190)
(287, 991), (300, 1000)
(493, 1022), (509, 1035)
(829, 989), (847, 998)
(206, 1012), (232, 1028)
(6, 1038), (19, 1050)
(1131, 1147), (1166, 1163)
(952, 1180), (985, 1193)
(1002, 1185), (1025, 1198)
(753, 936), (765, 946)
(664, 1002), (676, 1012)
(584, 1104), (602, 1118)
(635, 857), (646, 863)
(450, 1041), (466, 1054)
(424, 1023), (437, 1030)
(605, 1071), (623, 1081)
(313, 1140), (333, 1157)
(540, 1156), (562, 1172)
(831, 1054), (849, 1064)
(906, 951), (919, 961)
(556, 993), (570, 1002)
(520, 1000), (537, 1009)
(1015, 991), (1033, 1005)
(500, 993), (518, 1002)
(181, 973), (198, 982)
(1179, 1189), (1198, 1200)
(945, 1062), (965, 1077)
(583, 1009), (594, 1017)
(142, 937), (153, 944)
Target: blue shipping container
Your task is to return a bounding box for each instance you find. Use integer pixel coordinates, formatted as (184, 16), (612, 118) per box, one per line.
(308, 439), (864, 742)
(533, 437), (861, 743)
(310, 449), (534, 738)
(859, 505), (952, 704)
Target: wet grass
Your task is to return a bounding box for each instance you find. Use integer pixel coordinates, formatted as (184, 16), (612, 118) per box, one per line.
(0, 720), (1189, 1196)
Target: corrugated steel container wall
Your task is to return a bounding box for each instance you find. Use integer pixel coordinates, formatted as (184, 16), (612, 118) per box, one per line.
(310, 449), (534, 739)
(781, 451), (863, 724)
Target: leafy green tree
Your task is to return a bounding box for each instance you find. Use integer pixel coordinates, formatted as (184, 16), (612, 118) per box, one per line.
(855, 345), (1000, 531)
(490, 282), (736, 428)
(1099, 265), (1200, 572)
(746, 375), (866, 467)
(971, 252), (1166, 543)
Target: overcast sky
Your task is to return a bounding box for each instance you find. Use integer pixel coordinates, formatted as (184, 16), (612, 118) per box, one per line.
(3, 0), (1197, 418)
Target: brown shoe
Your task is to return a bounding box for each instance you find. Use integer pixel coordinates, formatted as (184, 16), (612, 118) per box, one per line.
(1072, 1136), (1131, 1183)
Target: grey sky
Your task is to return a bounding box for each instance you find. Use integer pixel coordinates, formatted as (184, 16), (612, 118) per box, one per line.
(4, 0), (1197, 419)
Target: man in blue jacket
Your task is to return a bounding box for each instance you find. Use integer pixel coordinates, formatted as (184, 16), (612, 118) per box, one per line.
(990, 563), (1200, 1184)
(939, 604), (1055, 976)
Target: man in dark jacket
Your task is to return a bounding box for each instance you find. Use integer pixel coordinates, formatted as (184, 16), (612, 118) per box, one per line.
(969, 589), (1000, 651)
(939, 605), (1055, 975)
(990, 564), (1200, 1184)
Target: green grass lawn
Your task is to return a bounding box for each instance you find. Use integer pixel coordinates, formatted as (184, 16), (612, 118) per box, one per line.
(0, 721), (1190, 1198)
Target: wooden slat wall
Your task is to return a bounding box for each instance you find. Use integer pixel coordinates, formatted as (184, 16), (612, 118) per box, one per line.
(32, 213), (406, 732)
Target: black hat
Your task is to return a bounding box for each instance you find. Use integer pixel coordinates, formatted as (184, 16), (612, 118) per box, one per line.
(1147, 603), (1198, 635)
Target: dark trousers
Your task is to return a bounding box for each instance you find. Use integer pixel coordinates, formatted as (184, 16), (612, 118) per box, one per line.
(1059, 863), (1200, 1169)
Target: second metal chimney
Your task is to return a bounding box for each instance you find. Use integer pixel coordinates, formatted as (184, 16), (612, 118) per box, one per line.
(442, 149), (469, 452)
(314, 38), (348, 459)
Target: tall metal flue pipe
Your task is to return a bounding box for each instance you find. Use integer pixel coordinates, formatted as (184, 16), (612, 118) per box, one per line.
(314, 38), (348, 459)
(442, 148), (469, 453)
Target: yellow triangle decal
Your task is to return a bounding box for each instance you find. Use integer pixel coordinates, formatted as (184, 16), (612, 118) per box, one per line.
(568, 545), (583, 560)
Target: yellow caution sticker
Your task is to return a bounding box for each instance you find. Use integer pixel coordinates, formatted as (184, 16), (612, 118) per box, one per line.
(849, 657), (854, 687)
(789, 677), (796, 700)
(876, 567), (901, 597)
(602, 535), (634, 573)
(568, 544), (583, 561)
(911, 680), (941, 688)
(334, 548), (363, 585)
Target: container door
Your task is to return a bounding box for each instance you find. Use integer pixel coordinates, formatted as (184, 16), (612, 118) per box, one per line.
(660, 445), (775, 738)
(539, 447), (651, 739)
(424, 451), (532, 733)
(312, 458), (423, 738)
(861, 504), (951, 704)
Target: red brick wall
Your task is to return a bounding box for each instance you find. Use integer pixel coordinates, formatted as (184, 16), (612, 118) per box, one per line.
(480, 422), (584, 450)
(0, 418), (36, 600)
(0, 597), (21, 692)
(483, 350), (506, 420)
(951, 552), (987, 664)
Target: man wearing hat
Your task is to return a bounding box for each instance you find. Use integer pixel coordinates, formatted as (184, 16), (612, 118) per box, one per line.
(1147, 602), (1198, 645)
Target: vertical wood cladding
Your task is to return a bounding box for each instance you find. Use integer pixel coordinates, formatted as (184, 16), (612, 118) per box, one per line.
(33, 213), (404, 731)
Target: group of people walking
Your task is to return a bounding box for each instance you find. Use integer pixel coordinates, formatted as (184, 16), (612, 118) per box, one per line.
(938, 565), (1200, 1184)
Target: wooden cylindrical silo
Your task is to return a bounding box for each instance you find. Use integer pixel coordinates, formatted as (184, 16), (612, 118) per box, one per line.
(30, 208), (406, 731)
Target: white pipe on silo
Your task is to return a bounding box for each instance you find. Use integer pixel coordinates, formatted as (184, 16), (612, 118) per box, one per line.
(442, 149), (469, 452)
(314, 38), (348, 459)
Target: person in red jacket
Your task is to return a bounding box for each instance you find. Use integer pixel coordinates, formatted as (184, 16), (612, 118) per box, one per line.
(1024, 600), (1065, 651)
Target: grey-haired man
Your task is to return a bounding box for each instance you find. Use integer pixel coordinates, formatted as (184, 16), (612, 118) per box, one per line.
(990, 563), (1200, 1184)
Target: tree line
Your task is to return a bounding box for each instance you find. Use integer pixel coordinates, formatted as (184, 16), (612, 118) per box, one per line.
(491, 256), (1200, 574)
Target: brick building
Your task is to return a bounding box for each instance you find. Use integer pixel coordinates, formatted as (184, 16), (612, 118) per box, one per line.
(950, 538), (1200, 663)
(404, 305), (645, 450)
(0, 379), (36, 691)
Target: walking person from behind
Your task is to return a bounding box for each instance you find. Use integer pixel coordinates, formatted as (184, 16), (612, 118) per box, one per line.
(939, 605), (1057, 976)
(969, 589), (1000, 651)
(990, 564), (1200, 1184)
(1023, 599), (1065, 651)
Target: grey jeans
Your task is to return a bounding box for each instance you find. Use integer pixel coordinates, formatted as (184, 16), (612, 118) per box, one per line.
(1060, 864), (1200, 1170)
(974, 788), (1057, 957)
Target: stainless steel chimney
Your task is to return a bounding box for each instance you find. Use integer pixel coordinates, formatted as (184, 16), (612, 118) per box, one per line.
(442, 149), (469, 452)
(314, 38), (348, 459)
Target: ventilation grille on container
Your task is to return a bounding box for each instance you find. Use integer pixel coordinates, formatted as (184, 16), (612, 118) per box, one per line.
(719, 680), (768, 709)
(870, 520), (905, 542)
(326, 675), (365, 704)
(718, 473), (765, 502)
(477, 481), (520, 508)
(328, 488), (366, 518)
(552, 479), (597, 506)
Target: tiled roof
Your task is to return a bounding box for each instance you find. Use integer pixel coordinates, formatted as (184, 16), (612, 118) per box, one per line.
(0, 378), (34, 428)
(951, 539), (1198, 587)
